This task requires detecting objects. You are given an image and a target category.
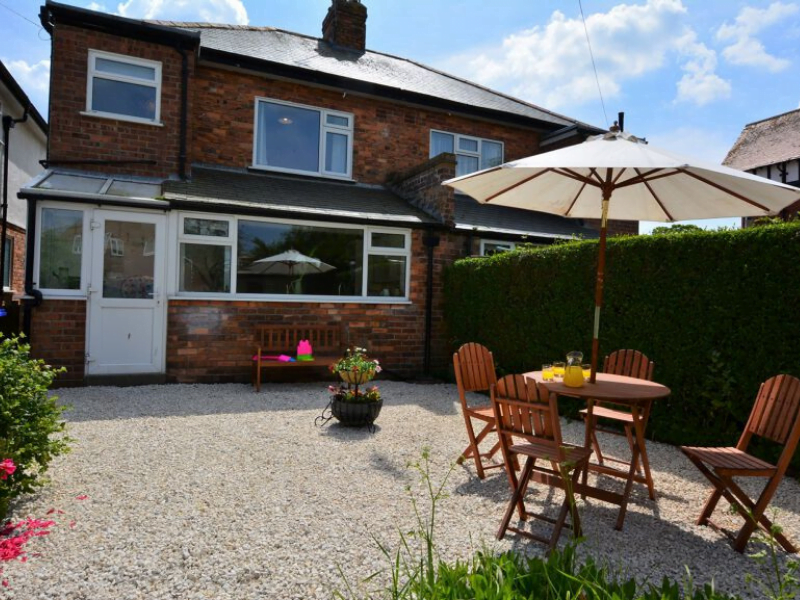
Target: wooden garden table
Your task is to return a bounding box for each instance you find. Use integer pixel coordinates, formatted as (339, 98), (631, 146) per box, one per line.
(524, 371), (671, 530)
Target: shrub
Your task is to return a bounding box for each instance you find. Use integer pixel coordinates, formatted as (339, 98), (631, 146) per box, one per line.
(0, 336), (71, 518)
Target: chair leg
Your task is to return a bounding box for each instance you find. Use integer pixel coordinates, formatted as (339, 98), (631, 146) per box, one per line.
(590, 420), (604, 465)
(497, 457), (534, 540)
(459, 416), (488, 479)
(724, 475), (797, 554)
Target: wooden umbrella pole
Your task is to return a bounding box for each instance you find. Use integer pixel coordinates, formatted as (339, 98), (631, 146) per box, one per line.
(590, 188), (611, 383)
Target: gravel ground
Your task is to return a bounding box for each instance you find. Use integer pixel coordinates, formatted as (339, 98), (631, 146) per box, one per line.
(2, 381), (799, 599)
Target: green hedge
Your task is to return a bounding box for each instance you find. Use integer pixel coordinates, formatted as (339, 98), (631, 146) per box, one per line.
(444, 223), (800, 452)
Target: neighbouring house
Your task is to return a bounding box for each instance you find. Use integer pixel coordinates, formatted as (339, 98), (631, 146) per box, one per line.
(724, 108), (800, 227)
(21, 0), (616, 386)
(0, 60), (47, 333)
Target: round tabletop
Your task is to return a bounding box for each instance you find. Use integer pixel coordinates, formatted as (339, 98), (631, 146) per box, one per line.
(524, 371), (670, 401)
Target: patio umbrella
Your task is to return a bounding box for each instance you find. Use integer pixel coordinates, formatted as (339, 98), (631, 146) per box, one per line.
(246, 249), (336, 276)
(444, 129), (800, 381)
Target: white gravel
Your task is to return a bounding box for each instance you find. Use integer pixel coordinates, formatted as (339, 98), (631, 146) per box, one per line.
(2, 381), (799, 599)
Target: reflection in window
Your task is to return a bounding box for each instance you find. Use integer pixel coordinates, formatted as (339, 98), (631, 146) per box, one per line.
(237, 220), (363, 296)
(40, 208), (83, 290)
(180, 244), (231, 293)
(367, 255), (407, 297)
(102, 221), (155, 299)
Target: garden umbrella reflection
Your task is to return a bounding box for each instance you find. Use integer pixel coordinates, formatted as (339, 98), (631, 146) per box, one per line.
(246, 249), (336, 276)
(443, 128), (800, 380)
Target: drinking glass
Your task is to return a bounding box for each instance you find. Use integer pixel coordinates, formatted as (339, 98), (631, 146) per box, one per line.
(553, 361), (565, 379)
(542, 364), (554, 381)
(582, 364), (591, 381)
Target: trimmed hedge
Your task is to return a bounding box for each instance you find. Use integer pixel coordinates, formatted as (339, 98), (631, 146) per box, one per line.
(444, 223), (800, 453)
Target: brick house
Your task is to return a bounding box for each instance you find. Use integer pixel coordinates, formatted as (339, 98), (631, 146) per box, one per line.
(1, 60), (47, 328)
(22, 0), (607, 385)
(724, 108), (800, 226)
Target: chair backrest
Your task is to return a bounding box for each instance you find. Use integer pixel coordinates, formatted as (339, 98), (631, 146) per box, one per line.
(741, 375), (800, 470)
(603, 349), (655, 381)
(453, 343), (497, 398)
(491, 374), (565, 458)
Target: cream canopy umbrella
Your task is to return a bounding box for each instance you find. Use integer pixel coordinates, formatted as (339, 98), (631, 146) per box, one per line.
(245, 249), (336, 276)
(444, 129), (800, 381)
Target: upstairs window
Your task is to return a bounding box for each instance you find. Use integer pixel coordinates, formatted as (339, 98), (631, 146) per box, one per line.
(253, 98), (353, 178)
(430, 130), (503, 177)
(86, 50), (162, 123)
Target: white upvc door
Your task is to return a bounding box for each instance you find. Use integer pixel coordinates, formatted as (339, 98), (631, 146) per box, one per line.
(86, 209), (166, 375)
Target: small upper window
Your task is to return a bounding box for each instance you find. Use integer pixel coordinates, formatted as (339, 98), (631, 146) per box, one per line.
(430, 130), (504, 177)
(254, 98), (353, 178)
(86, 50), (162, 123)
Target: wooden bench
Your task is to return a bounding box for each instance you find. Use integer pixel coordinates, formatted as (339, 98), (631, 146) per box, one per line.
(252, 325), (343, 391)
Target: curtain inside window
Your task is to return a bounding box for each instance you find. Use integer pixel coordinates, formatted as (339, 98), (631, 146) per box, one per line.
(326, 132), (348, 174)
(430, 132), (454, 158)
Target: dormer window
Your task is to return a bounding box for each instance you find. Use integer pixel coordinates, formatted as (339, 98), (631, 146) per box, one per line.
(253, 98), (353, 179)
(86, 50), (162, 124)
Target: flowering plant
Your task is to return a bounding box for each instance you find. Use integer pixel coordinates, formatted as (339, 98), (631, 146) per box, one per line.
(328, 384), (382, 403)
(329, 346), (382, 375)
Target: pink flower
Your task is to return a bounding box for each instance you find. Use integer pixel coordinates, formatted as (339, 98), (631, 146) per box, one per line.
(76, 495), (88, 501)
(0, 460), (15, 481)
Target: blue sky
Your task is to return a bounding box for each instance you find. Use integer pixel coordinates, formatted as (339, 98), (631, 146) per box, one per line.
(2, 0), (799, 233)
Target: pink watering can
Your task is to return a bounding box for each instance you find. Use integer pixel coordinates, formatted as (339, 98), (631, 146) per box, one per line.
(297, 340), (314, 361)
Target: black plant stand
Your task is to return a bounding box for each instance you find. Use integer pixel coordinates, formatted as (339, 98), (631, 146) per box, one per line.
(315, 378), (382, 432)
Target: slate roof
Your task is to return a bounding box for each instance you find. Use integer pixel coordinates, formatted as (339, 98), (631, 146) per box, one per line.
(155, 22), (597, 132)
(724, 109), (800, 172)
(163, 166), (438, 226)
(454, 195), (599, 241)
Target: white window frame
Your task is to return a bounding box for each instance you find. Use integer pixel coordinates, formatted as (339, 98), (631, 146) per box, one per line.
(175, 213), (410, 301)
(480, 239), (516, 256)
(429, 129), (504, 176)
(252, 97), (354, 179)
(85, 49), (162, 125)
(177, 214), (235, 296)
(2, 237), (12, 291)
(365, 229), (411, 298)
(34, 203), (91, 297)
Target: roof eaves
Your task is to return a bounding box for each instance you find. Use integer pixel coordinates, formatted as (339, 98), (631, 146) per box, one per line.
(41, 1), (200, 48)
(0, 60), (48, 134)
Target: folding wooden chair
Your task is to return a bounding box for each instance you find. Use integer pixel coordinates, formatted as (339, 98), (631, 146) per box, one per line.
(579, 349), (657, 498)
(681, 374), (800, 553)
(492, 374), (592, 551)
(453, 342), (503, 479)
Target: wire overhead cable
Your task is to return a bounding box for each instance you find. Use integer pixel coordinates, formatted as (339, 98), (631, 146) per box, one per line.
(578, 0), (609, 129)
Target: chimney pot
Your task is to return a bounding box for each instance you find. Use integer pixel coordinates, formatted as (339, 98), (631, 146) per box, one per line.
(322, 0), (368, 53)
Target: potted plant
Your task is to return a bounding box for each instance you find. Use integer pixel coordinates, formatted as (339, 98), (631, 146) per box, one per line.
(327, 383), (383, 427)
(320, 347), (384, 428)
(329, 346), (382, 385)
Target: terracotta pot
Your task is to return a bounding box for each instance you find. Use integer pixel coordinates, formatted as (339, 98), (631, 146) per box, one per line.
(331, 398), (383, 427)
(338, 369), (375, 385)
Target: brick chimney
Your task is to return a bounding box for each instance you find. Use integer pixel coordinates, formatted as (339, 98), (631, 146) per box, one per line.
(322, 0), (367, 53)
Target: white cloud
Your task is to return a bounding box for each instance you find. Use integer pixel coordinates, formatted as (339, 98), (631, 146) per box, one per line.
(3, 59), (51, 115)
(437, 0), (728, 110)
(674, 31), (731, 105)
(716, 2), (798, 72)
(115, 0), (248, 25)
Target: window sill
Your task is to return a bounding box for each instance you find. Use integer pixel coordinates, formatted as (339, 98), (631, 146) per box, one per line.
(170, 294), (411, 305)
(80, 111), (164, 127)
(247, 165), (355, 184)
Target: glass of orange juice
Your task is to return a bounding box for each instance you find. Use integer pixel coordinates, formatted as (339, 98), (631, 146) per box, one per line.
(553, 362), (565, 380)
(542, 364), (554, 381)
(582, 364), (591, 381)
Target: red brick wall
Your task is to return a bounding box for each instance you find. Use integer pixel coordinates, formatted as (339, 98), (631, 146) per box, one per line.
(190, 67), (541, 185)
(48, 24), (195, 178)
(29, 300), (86, 386)
(4, 224), (25, 294)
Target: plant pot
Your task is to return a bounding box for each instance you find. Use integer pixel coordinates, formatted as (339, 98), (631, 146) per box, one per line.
(331, 398), (383, 427)
(338, 370), (375, 385)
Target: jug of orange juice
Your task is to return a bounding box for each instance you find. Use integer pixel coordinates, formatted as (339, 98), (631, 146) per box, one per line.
(564, 351), (585, 388)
